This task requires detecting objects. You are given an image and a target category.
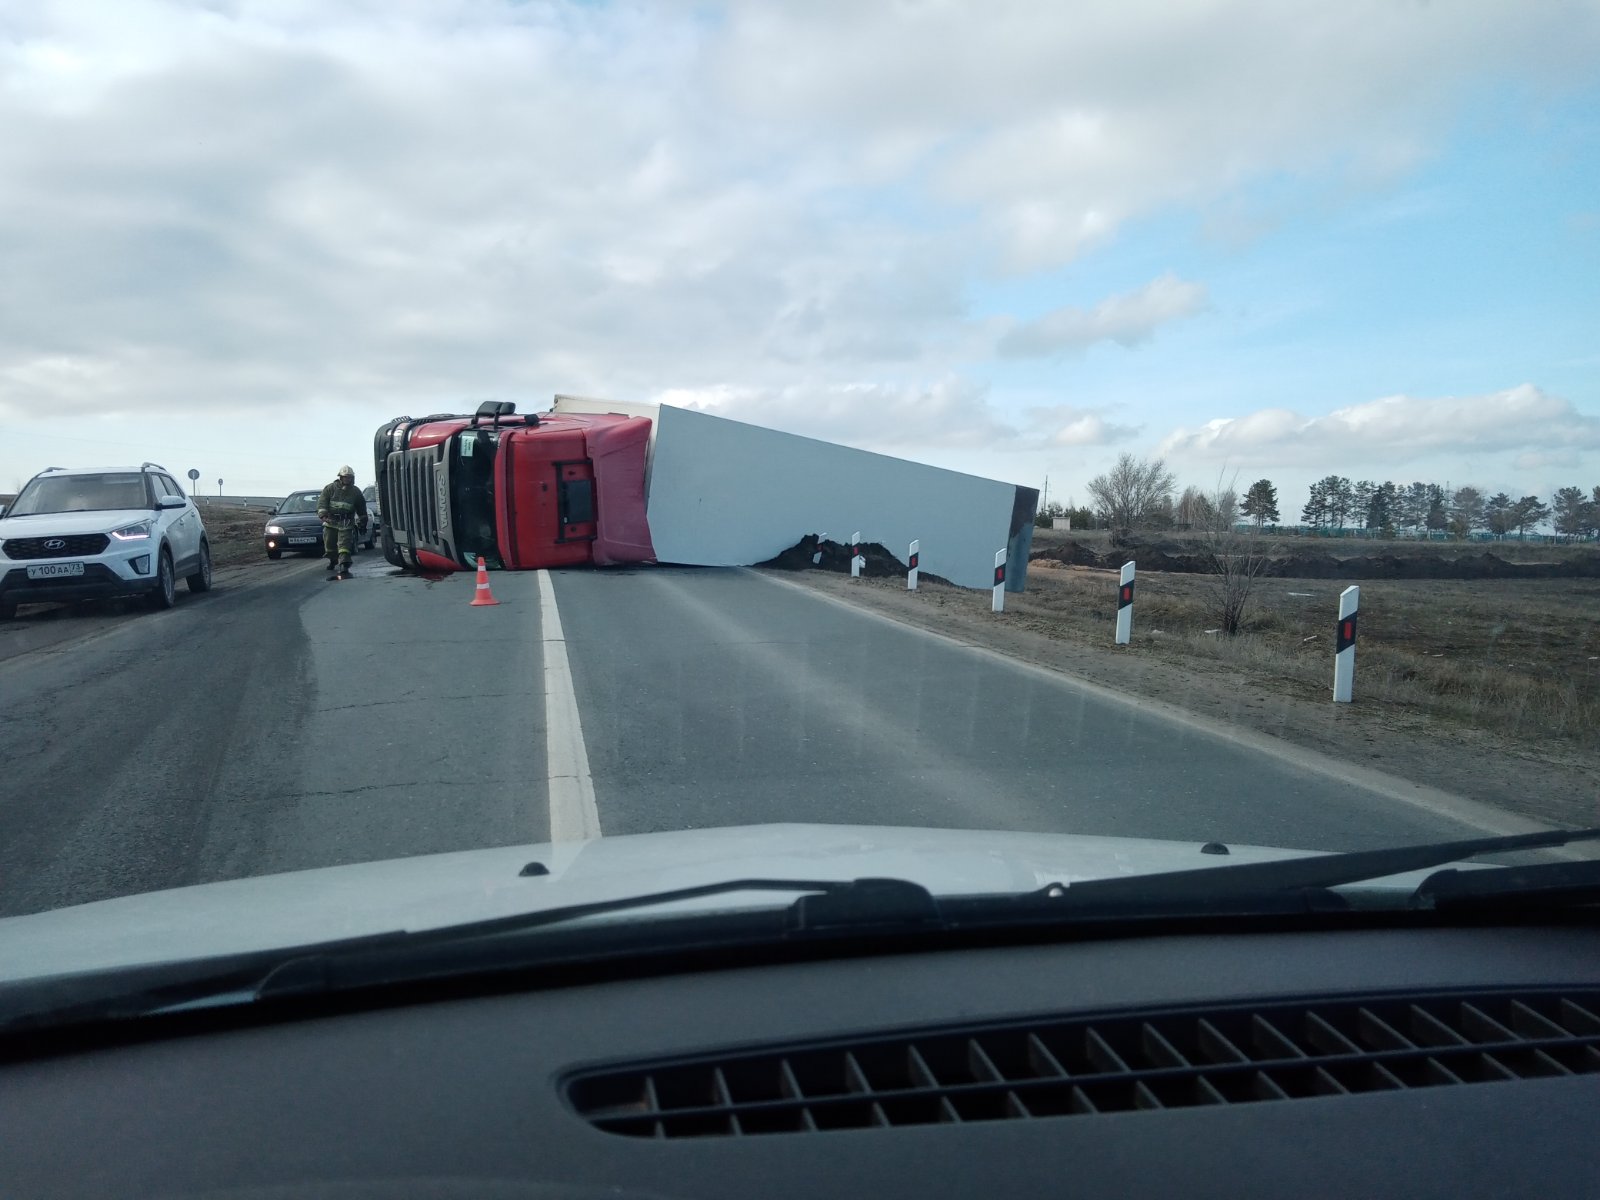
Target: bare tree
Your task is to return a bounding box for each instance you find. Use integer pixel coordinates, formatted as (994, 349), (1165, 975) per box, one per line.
(1174, 485), (1214, 529)
(1196, 473), (1277, 636)
(1085, 454), (1176, 541)
(1178, 483), (1238, 530)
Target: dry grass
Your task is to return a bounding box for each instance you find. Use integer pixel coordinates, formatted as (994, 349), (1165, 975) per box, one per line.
(1013, 562), (1600, 741)
(203, 505), (275, 567)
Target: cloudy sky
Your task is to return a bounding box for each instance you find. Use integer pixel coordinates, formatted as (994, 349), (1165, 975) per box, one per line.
(2, 0), (1598, 516)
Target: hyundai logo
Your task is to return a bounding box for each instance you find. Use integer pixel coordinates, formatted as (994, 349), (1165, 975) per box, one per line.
(44, 538), (66, 550)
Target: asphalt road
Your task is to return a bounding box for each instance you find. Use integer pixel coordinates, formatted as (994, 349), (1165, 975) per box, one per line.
(0, 558), (1500, 918)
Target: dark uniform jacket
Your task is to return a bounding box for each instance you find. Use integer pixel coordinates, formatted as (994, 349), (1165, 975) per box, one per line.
(317, 480), (369, 528)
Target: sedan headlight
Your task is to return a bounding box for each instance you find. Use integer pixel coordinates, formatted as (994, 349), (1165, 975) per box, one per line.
(266, 524), (284, 534)
(110, 521), (153, 541)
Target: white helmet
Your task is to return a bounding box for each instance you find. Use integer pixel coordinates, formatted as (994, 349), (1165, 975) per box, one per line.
(337, 465), (355, 479)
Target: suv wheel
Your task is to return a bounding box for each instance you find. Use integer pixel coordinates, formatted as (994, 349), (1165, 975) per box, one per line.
(0, 600), (15, 621)
(187, 539), (213, 593)
(149, 548), (177, 610)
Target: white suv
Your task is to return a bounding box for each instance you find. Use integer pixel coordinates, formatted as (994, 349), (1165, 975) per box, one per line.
(0, 463), (213, 619)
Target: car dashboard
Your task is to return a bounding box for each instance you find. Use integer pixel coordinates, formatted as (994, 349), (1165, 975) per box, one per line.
(2, 923), (1597, 1199)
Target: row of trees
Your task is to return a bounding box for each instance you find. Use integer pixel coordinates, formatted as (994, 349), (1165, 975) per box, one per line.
(1286, 477), (1599, 539)
(1067, 456), (1596, 640)
(1073, 457), (1600, 541)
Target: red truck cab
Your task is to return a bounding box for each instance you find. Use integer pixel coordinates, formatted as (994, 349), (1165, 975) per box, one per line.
(373, 402), (655, 573)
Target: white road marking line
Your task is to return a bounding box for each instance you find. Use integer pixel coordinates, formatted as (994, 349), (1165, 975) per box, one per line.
(538, 569), (602, 842)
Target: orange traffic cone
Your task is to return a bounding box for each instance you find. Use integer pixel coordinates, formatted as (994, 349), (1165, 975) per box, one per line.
(469, 556), (499, 607)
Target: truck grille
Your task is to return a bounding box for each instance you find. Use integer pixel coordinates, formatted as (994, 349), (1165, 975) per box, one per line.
(4, 534), (110, 559)
(567, 989), (1600, 1137)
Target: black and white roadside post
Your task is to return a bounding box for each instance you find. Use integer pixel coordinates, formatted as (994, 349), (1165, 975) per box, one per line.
(908, 540), (919, 591)
(813, 532), (826, 566)
(851, 531), (863, 578)
(992, 549), (1006, 613)
(1333, 585), (1359, 703)
(1115, 560), (1135, 645)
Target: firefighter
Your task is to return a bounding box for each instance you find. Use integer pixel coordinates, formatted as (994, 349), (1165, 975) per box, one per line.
(318, 465), (369, 576)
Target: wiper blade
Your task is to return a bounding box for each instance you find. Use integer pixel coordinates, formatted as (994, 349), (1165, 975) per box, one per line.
(1415, 859), (1600, 912)
(257, 876), (935, 998)
(1063, 826), (1600, 909)
(0, 878), (934, 1032)
(408, 876), (932, 941)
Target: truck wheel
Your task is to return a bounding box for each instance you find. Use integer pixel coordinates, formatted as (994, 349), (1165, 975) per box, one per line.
(380, 525), (403, 569)
(148, 548), (177, 610)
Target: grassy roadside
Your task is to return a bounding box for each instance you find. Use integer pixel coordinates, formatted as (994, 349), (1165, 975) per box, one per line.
(203, 505), (278, 568)
(1022, 562), (1600, 742)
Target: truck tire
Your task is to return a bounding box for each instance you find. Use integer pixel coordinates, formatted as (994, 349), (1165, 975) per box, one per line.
(381, 524), (404, 569)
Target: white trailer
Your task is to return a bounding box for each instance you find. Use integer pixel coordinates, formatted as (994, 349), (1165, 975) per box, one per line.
(550, 395), (1038, 590)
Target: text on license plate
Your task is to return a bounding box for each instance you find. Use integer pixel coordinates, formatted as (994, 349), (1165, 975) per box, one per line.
(26, 562), (85, 579)
(286, 537), (318, 545)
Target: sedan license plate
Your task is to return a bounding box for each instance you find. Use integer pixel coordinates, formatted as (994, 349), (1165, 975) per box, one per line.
(286, 536), (318, 545)
(26, 561), (85, 579)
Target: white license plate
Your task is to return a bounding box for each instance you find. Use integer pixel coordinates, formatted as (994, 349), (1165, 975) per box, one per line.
(26, 562), (85, 579)
(286, 536), (318, 545)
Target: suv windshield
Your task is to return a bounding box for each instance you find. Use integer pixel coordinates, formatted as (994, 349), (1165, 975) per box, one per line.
(277, 492), (321, 515)
(9, 473), (149, 516)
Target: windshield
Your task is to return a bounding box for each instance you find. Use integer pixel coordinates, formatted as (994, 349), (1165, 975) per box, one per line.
(277, 492), (321, 515)
(0, 3), (1596, 993)
(8, 473), (149, 515)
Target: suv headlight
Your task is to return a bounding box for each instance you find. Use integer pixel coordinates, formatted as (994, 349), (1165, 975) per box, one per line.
(110, 521), (153, 541)
(266, 524), (284, 534)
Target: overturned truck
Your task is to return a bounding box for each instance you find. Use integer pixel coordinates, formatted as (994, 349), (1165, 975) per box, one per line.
(373, 396), (1038, 590)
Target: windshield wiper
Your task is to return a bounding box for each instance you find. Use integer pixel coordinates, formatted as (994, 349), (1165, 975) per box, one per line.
(256, 876), (937, 998)
(12, 832), (1600, 1037)
(201, 829), (1600, 1001)
(1059, 826), (1600, 910)
(1414, 859), (1600, 912)
(0, 878), (927, 1033)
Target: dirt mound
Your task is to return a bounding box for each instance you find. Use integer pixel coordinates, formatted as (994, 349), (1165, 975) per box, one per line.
(1030, 538), (1600, 580)
(759, 535), (951, 584)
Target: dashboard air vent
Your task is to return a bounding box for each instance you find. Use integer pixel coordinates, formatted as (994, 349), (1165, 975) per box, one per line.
(567, 990), (1600, 1137)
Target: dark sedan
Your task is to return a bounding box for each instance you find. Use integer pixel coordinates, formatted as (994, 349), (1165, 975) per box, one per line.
(361, 485), (381, 550)
(264, 490), (328, 559)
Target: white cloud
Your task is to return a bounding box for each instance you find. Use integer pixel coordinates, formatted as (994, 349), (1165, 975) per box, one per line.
(712, 1), (1600, 269)
(997, 274), (1208, 357)
(659, 378), (1015, 450)
(1156, 386), (1600, 467)
(0, 1), (1597, 492)
(1513, 448), (1583, 471)
(1018, 404), (1142, 448)
(665, 383), (1140, 454)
